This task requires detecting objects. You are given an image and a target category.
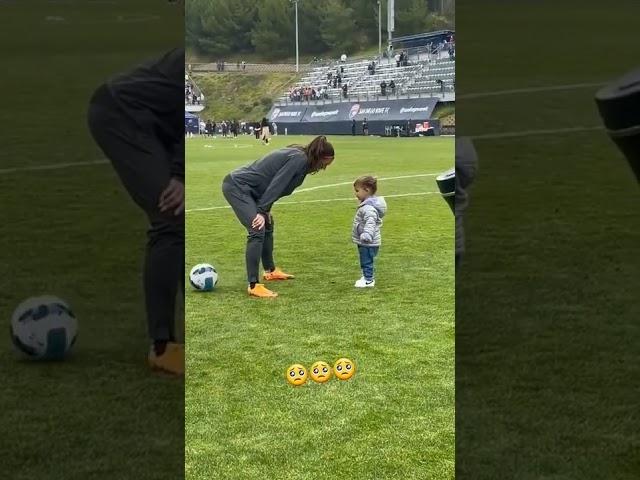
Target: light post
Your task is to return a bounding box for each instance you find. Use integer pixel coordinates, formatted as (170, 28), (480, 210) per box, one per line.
(377, 0), (381, 57)
(291, 0), (300, 73)
(387, 0), (394, 53)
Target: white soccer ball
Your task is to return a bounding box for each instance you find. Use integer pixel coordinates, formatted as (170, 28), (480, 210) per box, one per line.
(10, 295), (78, 360)
(189, 263), (218, 291)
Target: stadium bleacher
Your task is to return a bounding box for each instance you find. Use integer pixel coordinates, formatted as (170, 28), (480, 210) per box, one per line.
(277, 48), (454, 105)
(185, 72), (205, 113)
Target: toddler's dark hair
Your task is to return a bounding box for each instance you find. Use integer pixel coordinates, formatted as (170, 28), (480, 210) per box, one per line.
(354, 175), (378, 194)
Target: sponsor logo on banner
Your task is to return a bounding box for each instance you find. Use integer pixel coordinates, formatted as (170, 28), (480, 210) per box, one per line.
(311, 110), (340, 118)
(400, 106), (431, 114)
(272, 109), (302, 119)
(349, 104), (360, 118)
(356, 107), (391, 116)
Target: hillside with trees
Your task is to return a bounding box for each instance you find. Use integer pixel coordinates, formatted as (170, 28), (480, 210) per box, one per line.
(193, 72), (297, 121)
(186, 0), (453, 60)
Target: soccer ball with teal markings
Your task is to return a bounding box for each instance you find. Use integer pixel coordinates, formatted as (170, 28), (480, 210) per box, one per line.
(10, 295), (78, 360)
(189, 263), (218, 291)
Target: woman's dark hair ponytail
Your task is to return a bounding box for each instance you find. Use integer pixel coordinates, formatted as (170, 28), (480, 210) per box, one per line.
(288, 135), (335, 173)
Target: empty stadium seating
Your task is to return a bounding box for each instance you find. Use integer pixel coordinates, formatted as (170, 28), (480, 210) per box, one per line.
(278, 52), (454, 105)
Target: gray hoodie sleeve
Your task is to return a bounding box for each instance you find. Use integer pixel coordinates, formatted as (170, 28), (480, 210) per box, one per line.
(257, 153), (307, 213)
(360, 206), (378, 243)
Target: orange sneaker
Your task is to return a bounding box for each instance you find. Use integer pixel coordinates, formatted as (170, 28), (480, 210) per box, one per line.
(263, 268), (295, 281)
(248, 283), (278, 298)
(148, 342), (184, 376)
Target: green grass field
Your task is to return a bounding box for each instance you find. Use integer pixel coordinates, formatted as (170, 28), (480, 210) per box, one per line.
(0, 2), (183, 478)
(456, 1), (640, 478)
(185, 135), (454, 480)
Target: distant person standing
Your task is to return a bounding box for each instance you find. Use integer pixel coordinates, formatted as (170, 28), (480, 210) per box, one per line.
(363, 118), (369, 136)
(352, 119), (356, 136)
(260, 117), (271, 144)
(273, 122), (278, 136)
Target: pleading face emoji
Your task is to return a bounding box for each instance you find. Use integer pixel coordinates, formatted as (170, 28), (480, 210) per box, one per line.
(286, 364), (308, 386)
(310, 361), (332, 383)
(333, 358), (355, 380)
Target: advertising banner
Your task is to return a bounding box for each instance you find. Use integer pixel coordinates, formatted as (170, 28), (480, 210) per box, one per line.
(269, 99), (439, 124)
(267, 105), (307, 123)
(301, 104), (348, 123)
(346, 99), (439, 121)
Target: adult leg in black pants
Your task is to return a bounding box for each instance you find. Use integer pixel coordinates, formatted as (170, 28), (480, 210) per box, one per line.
(222, 176), (287, 298)
(221, 176), (267, 283)
(87, 84), (184, 375)
(261, 215), (276, 274)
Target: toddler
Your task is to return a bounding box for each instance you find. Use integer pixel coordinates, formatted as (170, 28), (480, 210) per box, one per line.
(352, 176), (387, 287)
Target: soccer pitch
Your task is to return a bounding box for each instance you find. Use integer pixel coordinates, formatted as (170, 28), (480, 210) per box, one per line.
(185, 135), (455, 480)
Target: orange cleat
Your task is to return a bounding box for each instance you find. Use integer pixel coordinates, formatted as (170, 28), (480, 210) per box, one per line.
(248, 283), (278, 298)
(263, 268), (295, 281)
(148, 343), (184, 376)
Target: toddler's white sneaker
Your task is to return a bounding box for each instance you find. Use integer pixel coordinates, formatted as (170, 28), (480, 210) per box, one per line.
(354, 277), (375, 288)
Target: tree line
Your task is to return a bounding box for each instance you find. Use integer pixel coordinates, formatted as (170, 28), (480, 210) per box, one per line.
(186, 0), (452, 60)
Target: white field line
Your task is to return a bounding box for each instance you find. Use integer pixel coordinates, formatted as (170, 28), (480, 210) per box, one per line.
(470, 126), (603, 140)
(0, 159), (108, 175)
(293, 173), (439, 194)
(186, 192), (440, 213)
(203, 144), (254, 149)
(458, 82), (607, 100)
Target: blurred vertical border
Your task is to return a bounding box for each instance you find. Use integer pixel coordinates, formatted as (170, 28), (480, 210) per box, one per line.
(0, 1), (184, 478)
(455, 1), (640, 478)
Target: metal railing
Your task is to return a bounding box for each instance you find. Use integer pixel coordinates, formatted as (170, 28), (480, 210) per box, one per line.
(188, 62), (311, 74)
(273, 90), (454, 106)
(185, 73), (205, 107)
